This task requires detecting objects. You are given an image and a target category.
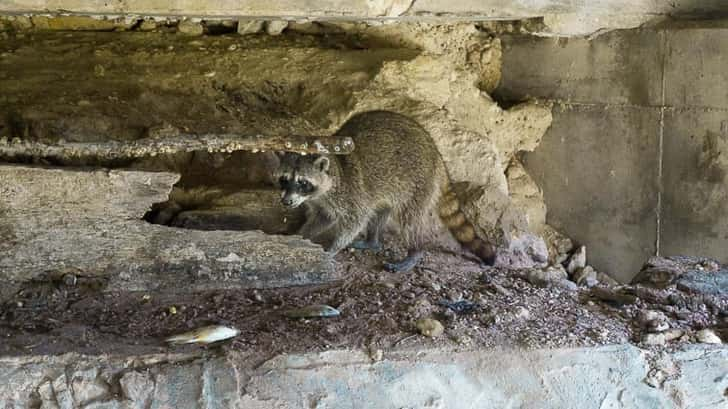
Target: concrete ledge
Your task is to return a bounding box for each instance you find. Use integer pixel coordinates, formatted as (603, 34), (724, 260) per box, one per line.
(2, 0), (728, 35)
(0, 165), (336, 300)
(1, 344), (726, 408)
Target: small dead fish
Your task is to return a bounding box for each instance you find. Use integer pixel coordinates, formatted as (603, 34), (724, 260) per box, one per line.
(165, 325), (240, 345)
(283, 304), (340, 319)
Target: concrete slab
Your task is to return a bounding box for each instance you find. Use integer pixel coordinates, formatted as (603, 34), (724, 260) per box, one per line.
(523, 104), (660, 281)
(0, 165), (337, 300)
(497, 30), (665, 106)
(660, 107), (728, 263)
(664, 28), (728, 109)
(1, 345), (726, 408)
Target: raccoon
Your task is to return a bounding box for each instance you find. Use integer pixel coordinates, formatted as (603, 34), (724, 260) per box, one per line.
(274, 110), (495, 272)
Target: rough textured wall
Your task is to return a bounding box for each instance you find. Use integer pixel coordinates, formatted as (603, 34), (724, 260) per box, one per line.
(496, 21), (728, 281)
(0, 21), (559, 267)
(2, 0), (728, 35)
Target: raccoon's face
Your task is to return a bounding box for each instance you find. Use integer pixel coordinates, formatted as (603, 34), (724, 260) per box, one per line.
(274, 153), (333, 208)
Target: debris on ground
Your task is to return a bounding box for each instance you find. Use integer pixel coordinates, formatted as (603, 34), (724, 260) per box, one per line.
(0, 252), (725, 356)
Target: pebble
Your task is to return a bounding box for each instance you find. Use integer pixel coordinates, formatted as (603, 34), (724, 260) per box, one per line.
(696, 329), (722, 344)
(642, 332), (666, 346)
(566, 246), (587, 275)
(416, 318), (444, 338)
(573, 266), (597, 287)
(644, 368), (666, 388)
(368, 347), (383, 362)
(513, 306), (531, 320)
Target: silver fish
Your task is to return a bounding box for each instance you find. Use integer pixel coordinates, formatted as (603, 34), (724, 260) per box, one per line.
(165, 325), (240, 345)
(283, 304), (340, 318)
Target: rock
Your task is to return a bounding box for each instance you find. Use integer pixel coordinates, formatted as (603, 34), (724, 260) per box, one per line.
(528, 265), (567, 285)
(265, 20), (289, 35)
(119, 371), (154, 408)
(695, 329), (722, 344)
(642, 333), (666, 346)
(138, 19), (157, 31)
(631, 257), (684, 288)
(644, 368), (666, 388)
(494, 233), (549, 269)
(566, 246), (586, 275)
(0, 166), (337, 302)
(553, 279), (579, 291)
(573, 266), (597, 287)
(415, 318), (444, 338)
(70, 368), (108, 406)
(597, 272), (620, 287)
(676, 269), (728, 296)
(513, 306), (530, 320)
(238, 20), (265, 35)
(637, 310), (668, 331)
(663, 329), (685, 342)
(177, 20), (204, 36)
(368, 348), (384, 362)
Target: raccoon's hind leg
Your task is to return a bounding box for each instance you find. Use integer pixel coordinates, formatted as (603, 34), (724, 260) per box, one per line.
(349, 208), (391, 251)
(383, 249), (424, 273)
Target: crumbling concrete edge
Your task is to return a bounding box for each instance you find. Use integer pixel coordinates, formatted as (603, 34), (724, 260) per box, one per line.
(1, 344), (726, 408)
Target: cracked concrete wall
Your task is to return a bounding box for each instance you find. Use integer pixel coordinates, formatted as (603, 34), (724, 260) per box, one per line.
(496, 21), (728, 282)
(2, 0), (728, 35)
(0, 345), (726, 408)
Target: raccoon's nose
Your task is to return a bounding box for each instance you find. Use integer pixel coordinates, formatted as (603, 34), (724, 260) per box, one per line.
(282, 198), (294, 207)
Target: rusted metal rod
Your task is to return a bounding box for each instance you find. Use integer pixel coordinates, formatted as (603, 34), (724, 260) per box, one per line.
(0, 133), (355, 159)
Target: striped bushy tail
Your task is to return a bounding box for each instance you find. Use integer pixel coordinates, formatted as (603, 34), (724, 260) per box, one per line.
(438, 183), (496, 265)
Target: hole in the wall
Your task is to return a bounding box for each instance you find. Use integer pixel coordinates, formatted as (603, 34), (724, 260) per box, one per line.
(141, 150), (305, 235)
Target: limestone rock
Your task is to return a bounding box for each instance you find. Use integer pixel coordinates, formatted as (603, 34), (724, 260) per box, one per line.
(238, 20), (265, 35)
(119, 371), (154, 407)
(416, 318), (444, 338)
(573, 266), (598, 287)
(177, 20), (204, 36)
(566, 246), (586, 275)
(138, 19), (157, 31)
(642, 333), (666, 346)
(494, 233), (549, 269)
(265, 20), (289, 35)
(695, 329), (722, 344)
(0, 165), (337, 301)
(632, 257), (684, 288)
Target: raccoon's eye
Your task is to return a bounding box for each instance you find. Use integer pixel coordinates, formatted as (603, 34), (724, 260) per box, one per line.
(278, 176), (289, 188)
(298, 179), (314, 193)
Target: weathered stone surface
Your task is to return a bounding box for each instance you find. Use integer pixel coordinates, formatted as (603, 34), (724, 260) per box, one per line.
(522, 104), (660, 282)
(3, 0), (728, 35)
(1, 345), (726, 408)
(497, 30), (665, 106)
(0, 165), (336, 300)
(661, 107), (728, 267)
(676, 269), (728, 296)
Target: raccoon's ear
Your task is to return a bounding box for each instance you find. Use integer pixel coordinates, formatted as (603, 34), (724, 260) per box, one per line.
(313, 156), (330, 173)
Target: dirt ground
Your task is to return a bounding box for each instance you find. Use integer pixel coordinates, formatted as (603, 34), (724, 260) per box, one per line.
(1, 247), (725, 358)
